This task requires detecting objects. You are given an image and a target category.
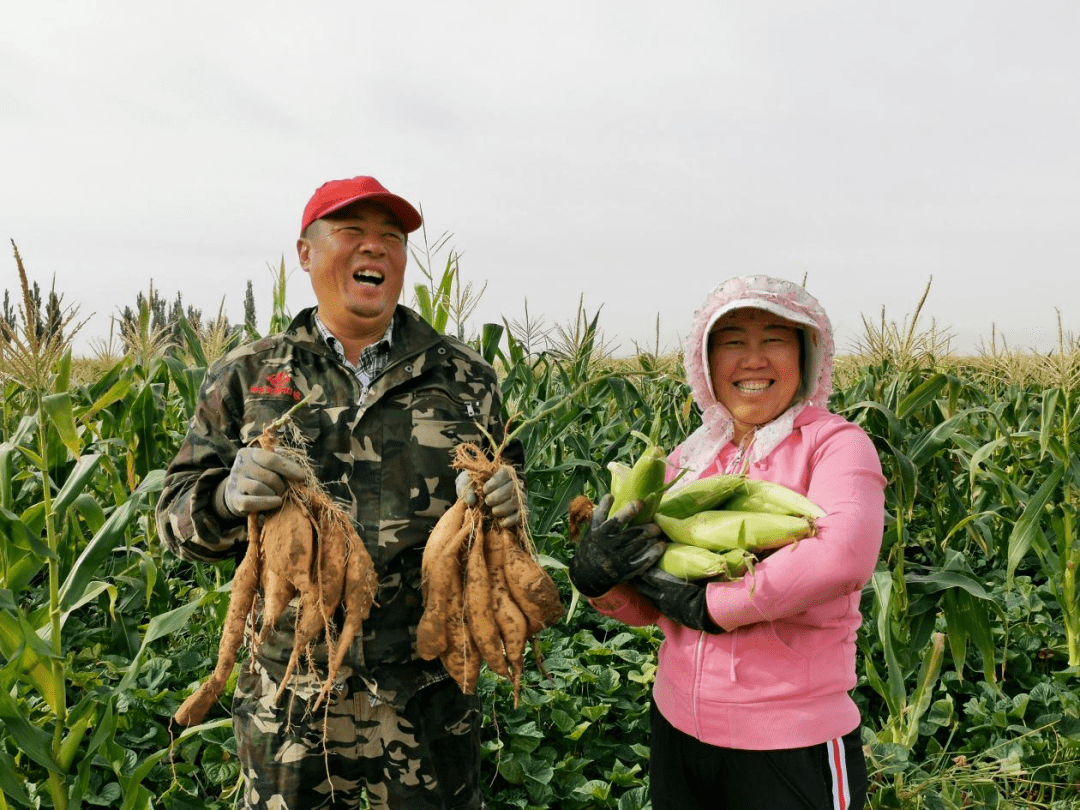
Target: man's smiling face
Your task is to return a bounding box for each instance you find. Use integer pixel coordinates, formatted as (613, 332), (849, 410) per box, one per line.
(297, 202), (407, 342)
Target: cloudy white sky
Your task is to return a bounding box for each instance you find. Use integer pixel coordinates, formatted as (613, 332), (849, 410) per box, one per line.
(3, 1), (1078, 358)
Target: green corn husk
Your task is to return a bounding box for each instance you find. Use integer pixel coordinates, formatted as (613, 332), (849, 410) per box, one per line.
(607, 461), (631, 505)
(721, 479), (826, 519)
(654, 510), (815, 552)
(608, 442), (668, 525)
(656, 474), (747, 519)
(658, 543), (751, 581)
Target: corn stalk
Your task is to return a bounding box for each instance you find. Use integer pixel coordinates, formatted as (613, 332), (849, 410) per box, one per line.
(0, 244), (173, 809)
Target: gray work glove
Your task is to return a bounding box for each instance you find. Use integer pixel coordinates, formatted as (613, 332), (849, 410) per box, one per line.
(634, 566), (722, 633)
(214, 447), (307, 518)
(455, 465), (523, 528)
(568, 494), (665, 597)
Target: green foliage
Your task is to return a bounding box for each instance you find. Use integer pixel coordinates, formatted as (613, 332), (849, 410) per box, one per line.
(2, 250), (1079, 808)
(836, 353), (1080, 807)
(478, 611), (658, 809)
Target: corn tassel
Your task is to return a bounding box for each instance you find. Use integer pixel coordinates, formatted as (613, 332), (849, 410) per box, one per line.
(659, 543), (751, 581)
(722, 479), (825, 519)
(656, 473), (746, 519)
(654, 510), (814, 552)
(608, 443), (668, 525)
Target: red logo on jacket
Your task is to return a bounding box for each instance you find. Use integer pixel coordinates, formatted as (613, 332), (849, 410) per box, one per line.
(250, 372), (302, 400)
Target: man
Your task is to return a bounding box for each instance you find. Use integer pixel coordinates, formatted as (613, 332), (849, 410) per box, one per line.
(157, 176), (522, 809)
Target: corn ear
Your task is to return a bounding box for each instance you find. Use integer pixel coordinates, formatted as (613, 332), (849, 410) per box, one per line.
(606, 461), (631, 505)
(654, 510), (814, 552)
(656, 474), (746, 519)
(608, 442), (668, 525)
(658, 543), (751, 581)
(722, 479), (825, 519)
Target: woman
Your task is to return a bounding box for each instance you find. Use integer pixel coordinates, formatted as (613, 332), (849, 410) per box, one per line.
(569, 275), (886, 810)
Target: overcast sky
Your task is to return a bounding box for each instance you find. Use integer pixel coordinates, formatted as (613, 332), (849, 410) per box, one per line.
(3, 1), (1078, 359)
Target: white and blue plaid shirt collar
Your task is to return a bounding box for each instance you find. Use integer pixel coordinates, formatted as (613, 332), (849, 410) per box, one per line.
(314, 311), (394, 391)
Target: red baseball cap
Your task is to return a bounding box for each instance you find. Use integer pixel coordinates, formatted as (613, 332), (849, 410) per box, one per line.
(300, 176), (423, 235)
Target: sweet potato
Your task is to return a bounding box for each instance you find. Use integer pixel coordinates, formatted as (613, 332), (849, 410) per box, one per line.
(417, 510), (475, 660)
(416, 440), (565, 701)
(502, 530), (564, 636)
(255, 567), (297, 649)
(173, 520), (261, 726)
(260, 493), (316, 594)
(421, 499), (467, 591)
(275, 590), (326, 703)
(313, 510), (378, 710)
(438, 542), (481, 694)
(173, 410), (382, 727)
(464, 525), (512, 680)
(313, 493), (347, 630)
(484, 525), (527, 706)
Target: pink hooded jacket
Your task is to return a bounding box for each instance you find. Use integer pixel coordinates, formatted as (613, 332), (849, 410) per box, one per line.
(591, 276), (885, 750)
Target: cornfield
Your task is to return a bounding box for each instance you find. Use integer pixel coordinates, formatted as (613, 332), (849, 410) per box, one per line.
(1, 248), (1078, 809)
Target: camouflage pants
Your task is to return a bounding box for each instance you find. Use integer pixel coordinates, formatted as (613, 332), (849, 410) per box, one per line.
(232, 664), (486, 810)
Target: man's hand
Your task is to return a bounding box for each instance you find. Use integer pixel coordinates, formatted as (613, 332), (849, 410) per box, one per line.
(568, 494), (665, 597)
(633, 566), (722, 632)
(214, 447), (306, 518)
(455, 465), (524, 528)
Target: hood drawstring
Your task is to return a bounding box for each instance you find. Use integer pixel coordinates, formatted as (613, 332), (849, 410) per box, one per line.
(724, 428), (756, 476)
(721, 431), (754, 684)
(728, 627), (738, 682)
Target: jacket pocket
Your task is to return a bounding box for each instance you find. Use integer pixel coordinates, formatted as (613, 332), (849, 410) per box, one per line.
(703, 622), (811, 702)
(407, 387), (487, 508)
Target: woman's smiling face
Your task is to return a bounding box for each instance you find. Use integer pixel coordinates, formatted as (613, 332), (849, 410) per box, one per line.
(707, 308), (803, 445)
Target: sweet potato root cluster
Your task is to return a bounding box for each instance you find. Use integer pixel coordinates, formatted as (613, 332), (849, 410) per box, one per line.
(173, 420), (379, 727)
(417, 443), (563, 706)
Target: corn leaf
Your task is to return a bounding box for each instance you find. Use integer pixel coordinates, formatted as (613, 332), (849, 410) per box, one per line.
(52, 452), (102, 517)
(81, 370), (136, 422)
(0, 609), (59, 712)
(0, 442), (14, 511)
(176, 314), (208, 368)
(882, 438), (917, 518)
(1040, 388), (1060, 460)
(941, 587), (998, 686)
(53, 347), (73, 394)
(0, 660), (60, 773)
(840, 399), (904, 446)
(70, 492), (107, 534)
(967, 435), (1011, 497)
(130, 383), (162, 480)
(479, 322), (504, 366)
(59, 470), (164, 613)
(60, 581), (116, 628)
(0, 748), (32, 807)
(896, 373), (947, 420)
(120, 586), (226, 689)
(0, 506), (52, 562)
(901, 632), (946, 748)
(907, 408), (987, 467)
(869, 568), (906, 716)
(163, 354), (205, 418)
(1006, 463), (1064, 584)
(413, 284), (435, 327)
(42, 392), (82, 459)
(0, 550), (45, 598)
(69, 699), (120, 808)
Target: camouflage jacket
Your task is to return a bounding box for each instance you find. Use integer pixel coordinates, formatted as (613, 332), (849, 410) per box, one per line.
(156, 305), (521, 706)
